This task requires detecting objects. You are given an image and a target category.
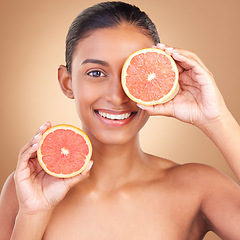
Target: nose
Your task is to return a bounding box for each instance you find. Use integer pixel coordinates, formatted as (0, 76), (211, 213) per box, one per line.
(104, 74), (129, 106)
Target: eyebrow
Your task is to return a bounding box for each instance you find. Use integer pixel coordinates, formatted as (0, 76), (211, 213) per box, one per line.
(81, 59), (110, 67)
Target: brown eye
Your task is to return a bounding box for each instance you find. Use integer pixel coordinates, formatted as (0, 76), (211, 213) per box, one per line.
(87, 70), (106, 77)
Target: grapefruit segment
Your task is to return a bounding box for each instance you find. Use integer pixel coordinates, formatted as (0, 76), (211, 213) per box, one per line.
(121, 48), (179, 105)
(37, 124), (92, 178)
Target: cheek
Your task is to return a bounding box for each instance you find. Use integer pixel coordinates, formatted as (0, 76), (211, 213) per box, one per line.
(72, 83), (101, 120)
(74, 90), (93, 115)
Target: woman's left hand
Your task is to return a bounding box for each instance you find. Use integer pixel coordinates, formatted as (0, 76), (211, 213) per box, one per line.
(140, 45), (240, 183)
(139, 44), (228, 130)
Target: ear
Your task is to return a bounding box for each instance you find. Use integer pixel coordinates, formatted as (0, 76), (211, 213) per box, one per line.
(58, 65), (74, 99)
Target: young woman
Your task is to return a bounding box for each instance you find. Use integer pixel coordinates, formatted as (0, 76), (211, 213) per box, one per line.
(0, 2), (240, 239)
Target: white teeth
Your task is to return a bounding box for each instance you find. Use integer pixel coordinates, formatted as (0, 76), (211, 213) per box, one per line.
(98, 111), (131, 120)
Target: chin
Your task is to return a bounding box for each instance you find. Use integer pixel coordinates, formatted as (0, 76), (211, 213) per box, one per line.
(88, 129), (139, 146)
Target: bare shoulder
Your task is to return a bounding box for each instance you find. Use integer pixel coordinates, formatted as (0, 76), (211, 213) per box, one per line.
(168, 161), (222, 178)
(165, 161), (238, 191)
(0, 172), (19, 239)
(169, 162), (238, 185)
(150, 154), (239, 197)
(169, 162), (240, 236)
(150, 156), (240, 237)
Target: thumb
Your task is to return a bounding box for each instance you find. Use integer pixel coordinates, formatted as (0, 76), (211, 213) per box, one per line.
(137, 103), (175, 117)
(64, 160), (93, 189)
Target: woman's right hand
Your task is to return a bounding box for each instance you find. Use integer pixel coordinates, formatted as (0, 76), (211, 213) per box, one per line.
(14, 121), (93, 215)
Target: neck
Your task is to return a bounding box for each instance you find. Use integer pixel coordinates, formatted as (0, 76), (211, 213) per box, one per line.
(88, 135), (147, 192)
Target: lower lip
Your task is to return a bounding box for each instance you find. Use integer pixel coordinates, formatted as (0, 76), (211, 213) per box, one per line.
(95, 111), (136, 127)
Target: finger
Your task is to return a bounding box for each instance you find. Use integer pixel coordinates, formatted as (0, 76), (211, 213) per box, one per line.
(179, 71), (201, 89)
(19, 122), (51, 156)
(176, 62), (184, 74)
(156, 43), (211, 75)
(174, 49), (208, 72)
(64, 160), (94, 189)
(36, 121), (52, 135)
(156, 43), (180, 58)
(16, 141), (40, 173)
(19, 132), (42, 159)
(170, 50), (211, 76)
(81, 160), (94, 176)
(171, 52), (210, 84)
(156, 43), (169, 50)
(137, 102), (175, 117)
(155, 43), (184, 74)
(156, 43), (176, 57)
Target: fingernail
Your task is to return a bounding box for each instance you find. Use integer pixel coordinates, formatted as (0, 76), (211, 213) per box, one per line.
(172, 52), (181, 57)
(137, 104), (146, 110)
(39, 121), (49, 130)
(34, 133), (41, 139)
(157, 43), (165, 48)
(172, 52), (183, 60)
(81, 161), (93, 176)
(32, 142), (39, 148)
(39, 123), (46, 130)
(88, 161), (93, 170)
(165, 48), (174, 56)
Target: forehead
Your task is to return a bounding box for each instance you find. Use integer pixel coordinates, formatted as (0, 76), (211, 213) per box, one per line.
(72, 25), (154, 69)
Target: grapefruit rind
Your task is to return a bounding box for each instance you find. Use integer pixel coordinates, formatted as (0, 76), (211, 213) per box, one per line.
(121, 48), (179, 106)
(37, 124), (92, 178)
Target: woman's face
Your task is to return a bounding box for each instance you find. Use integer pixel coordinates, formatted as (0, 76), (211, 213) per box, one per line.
(70, 25), (154, 145)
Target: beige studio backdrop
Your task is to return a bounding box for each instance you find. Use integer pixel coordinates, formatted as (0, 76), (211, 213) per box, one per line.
(0, 0), (239, 239)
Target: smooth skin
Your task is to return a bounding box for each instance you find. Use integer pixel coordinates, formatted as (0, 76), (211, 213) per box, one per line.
(0, 24), (240, 240)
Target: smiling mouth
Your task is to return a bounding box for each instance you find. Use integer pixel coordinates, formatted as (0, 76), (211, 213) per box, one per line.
(95, 110), (136, 121)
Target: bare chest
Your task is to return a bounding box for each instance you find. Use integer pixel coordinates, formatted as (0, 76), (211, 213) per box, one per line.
(43, 187), (206, 240)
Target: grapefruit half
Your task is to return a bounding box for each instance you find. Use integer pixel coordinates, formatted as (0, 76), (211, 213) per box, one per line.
(37, 124), (92, 178)
(121, 48), (179, 105)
